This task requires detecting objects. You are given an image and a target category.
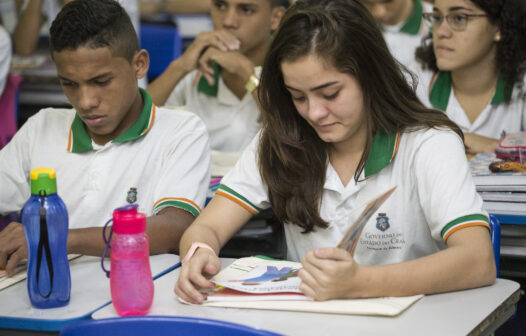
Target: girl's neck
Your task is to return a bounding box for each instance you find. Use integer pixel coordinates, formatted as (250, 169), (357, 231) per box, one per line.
(328, 128), (367, 187)
(450, 53), (498, 97)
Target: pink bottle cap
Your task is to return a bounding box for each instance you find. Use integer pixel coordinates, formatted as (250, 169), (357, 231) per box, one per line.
(112, 204), (146, 234)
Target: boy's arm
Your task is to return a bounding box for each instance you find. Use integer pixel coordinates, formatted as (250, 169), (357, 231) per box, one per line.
(146, 29), (240, 106)
(0, 206), (194, 276)
(67, 206), (194, 255)
(13, 0), (45, 56)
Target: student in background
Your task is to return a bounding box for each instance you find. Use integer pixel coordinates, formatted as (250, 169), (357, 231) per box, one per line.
(416, 0), (526, 157)
(147, 0), (288, 152)
(139, 0), (211, 16)
(13, 0), (139, 56)
(359, 0), (430, 70)
(175, 0), (495, 303)
(0, 0), (210, 276)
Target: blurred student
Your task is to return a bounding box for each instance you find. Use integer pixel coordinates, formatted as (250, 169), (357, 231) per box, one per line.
(139, 0), (210, 16)
(175, 0), (495, 304)
(13, 0), (139, 56)
(416, 0), (526, 156)
(359, 0), (431, 70)
(147, 0), (288, 152)
(0, 0), (210, 276)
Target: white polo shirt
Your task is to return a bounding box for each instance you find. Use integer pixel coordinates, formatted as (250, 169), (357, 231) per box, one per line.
(165, 65), (261, 152)
(0, 89), (211, 228)
(218, 128), (489, 263)
(418, 70), (526, 139)
(382, 0), (430, 71)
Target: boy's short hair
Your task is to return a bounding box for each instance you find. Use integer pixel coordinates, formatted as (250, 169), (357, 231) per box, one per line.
(272, 0), (290, 8)
(50, 0), (139, 62)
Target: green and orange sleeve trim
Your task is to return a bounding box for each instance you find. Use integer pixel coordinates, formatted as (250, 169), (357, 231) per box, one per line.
(215, 184), (262, 215)
(441, 214), (490, 243)
(153, 197), (202, 218)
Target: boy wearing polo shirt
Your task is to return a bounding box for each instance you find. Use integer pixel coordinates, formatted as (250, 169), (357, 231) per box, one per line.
(147, 0), (288, 152)
(359, 0), (430, 70)
(0, 0), (210, 276)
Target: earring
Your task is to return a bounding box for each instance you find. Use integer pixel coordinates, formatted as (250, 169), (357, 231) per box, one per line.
(494, 32), (501, 42)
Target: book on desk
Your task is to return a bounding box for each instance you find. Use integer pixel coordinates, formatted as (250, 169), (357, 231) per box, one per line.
(469, 153), (526, 214)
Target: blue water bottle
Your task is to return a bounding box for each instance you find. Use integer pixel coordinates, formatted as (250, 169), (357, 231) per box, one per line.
(22, 167), (71, 308)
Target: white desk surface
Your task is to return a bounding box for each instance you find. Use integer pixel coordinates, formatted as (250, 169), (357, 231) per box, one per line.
(93, 259), (521, 336)
(0, 254), (180, 331)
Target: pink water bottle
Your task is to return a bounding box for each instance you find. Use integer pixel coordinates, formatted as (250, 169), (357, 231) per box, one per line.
(109, 204), (154, 316)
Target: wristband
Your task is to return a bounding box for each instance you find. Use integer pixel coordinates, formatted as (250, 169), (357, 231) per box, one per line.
(181, 242), (216, 265)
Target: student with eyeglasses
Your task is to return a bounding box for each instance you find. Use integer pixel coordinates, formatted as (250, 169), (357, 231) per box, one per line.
(415, 0), (526, 158)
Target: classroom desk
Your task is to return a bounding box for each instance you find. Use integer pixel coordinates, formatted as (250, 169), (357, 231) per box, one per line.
(0, 254), (180, 335)
(93, 258), (521, 336)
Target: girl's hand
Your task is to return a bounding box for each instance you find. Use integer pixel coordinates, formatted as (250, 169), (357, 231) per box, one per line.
(174, 249), (221, 304)
(299, 247), (362, 301)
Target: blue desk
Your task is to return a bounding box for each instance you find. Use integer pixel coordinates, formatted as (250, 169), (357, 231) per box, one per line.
(0, 254), (180, 334)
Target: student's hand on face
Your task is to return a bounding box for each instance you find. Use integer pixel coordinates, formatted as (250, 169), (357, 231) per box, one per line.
(299, 247), (361, 301)
(179, 30), (240, 73)
(0, 222), (28, 277)
(197, 48), (254, 86)
(174, 248), (221, 304)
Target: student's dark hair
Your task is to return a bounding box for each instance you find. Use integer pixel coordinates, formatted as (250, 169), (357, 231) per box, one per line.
(49, 0), (139, 62)
(271, 0), (290, 8)
(416, 0), (526, 93)
(258, 0), (462, 233)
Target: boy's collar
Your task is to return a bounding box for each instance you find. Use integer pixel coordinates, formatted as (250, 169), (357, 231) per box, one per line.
(364, 131), (400, 177)
(67, 88), (155, 153)
(429, 71), (512, 111)
(197, 63), (221, 97)
(400, 0), (423, 35)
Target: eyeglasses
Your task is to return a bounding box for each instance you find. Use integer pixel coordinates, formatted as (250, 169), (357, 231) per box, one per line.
(422, 12), (487, 32)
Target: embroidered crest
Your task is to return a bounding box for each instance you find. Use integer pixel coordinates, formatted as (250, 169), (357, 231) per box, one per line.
(126, 187), (137, 204)
(376, 213), (390, 232)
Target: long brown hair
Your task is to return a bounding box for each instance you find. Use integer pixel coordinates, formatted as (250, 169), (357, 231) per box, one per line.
(258, 0), (462, 233)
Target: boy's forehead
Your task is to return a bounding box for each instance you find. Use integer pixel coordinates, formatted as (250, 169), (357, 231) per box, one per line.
(53, 46), (126, 77)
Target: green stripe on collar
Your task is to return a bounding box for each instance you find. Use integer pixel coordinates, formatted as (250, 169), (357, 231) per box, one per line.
(491, 75), (512, 104)
(113, 88), (153, 143)
(70, 88), (153, 153)
(197, 63), (220, 97)
(400, 0), (423, 35)
(429, 71), (451, 111)
(429, 72), (512, 111)
(70, 114), (93, 153)
(364, 131), (399, 177)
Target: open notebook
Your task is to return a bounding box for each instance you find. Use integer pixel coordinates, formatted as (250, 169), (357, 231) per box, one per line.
(184, 256), (423, 317)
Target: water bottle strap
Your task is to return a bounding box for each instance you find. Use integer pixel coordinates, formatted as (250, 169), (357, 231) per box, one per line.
(101, 218), (113, 278)
(36, 192), (54, 299)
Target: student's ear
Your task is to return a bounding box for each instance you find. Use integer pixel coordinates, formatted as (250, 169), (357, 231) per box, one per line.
(270, 6), (286, 31)
(132, 49), (150, 80)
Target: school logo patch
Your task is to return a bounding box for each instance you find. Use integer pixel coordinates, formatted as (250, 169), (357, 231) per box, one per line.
(126, 187), (137, 204)
(376, 213), (390, 232)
